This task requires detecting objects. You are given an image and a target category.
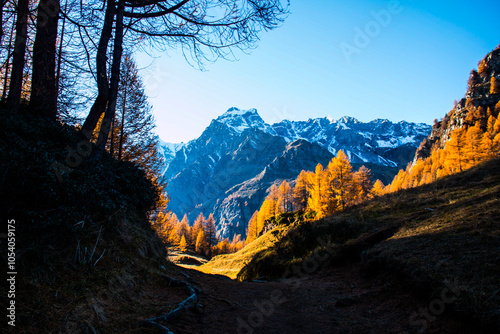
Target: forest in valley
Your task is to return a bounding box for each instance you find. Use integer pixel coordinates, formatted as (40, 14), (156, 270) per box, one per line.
(153, 211), (246, 258)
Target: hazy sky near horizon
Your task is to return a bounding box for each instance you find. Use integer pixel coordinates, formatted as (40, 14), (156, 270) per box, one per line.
(136, 0), (500, 143)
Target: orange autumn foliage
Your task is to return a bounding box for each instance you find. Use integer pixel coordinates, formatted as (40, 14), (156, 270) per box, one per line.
(249, 150), (378, 238)
(386, 116), (499, 194)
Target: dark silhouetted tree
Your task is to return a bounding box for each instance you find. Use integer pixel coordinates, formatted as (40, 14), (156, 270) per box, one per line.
(81, 0), (289, 159)
(107, 54), (164, 176)
(29, 0), (60, 118)
(6, 0), (29, 109)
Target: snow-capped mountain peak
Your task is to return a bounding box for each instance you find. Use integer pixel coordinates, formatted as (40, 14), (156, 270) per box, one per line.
(337, 116), (360, 124)
(157, 139), (186, 173)
(160, 108), (432, 172)
(215, 107), (269, 133)
(158, 107), (432, 239)
(158, 139), (185, 153)
(221, 106), (257, 117)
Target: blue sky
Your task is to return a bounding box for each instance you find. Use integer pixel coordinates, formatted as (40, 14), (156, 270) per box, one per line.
(136, 0), (500, 143)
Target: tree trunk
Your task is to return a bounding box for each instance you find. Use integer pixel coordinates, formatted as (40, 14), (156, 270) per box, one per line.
(118, 78), (127, 160)
(55, 0), (67, 96)
(1, 18), (15, 102)
(80, 0), (115, 137)
(109, 115), (115, 156)
(0, 0), (5, 43)
(30, 0), (61, 119)
(7, 0), (29, 110)
(94, 0), (124, 158)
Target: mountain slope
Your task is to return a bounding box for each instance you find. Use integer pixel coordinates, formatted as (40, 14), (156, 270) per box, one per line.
(160, 108), (431, 238)
(203, 158), (500, 332)
(270, 116), (430, 167)
(164, 125), (289, 228)
(415, 45), (500, 162)
(212, 139), (334, 237)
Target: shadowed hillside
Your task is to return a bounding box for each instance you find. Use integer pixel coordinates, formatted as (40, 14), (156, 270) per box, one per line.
(0, 108), (188, 333)
(203, 158), (500, 332)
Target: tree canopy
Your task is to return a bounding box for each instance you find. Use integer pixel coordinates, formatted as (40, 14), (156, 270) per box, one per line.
(1, 0), (289, 157)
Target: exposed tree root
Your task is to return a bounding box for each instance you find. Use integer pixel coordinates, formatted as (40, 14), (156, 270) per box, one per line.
(138, 276), (199, 333)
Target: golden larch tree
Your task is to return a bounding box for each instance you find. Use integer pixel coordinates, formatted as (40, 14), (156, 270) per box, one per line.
(480, 133), (495, 161)
(167, 213), (181, 245)
(493, 133), (500, 152)
(487, 115), (497, 135)
(445, 127), (466, 173)
(371, 180), (386, 197)
(490, 76), (499, 95)
(389, 169), (409, 192)
(179, 235), (188, 252)
(492, 115), (500, 136)
(195, 230), (207, 254)
(191, 213), (206, 246)
(464, 124), (484, 167)
(353, 165), (373, 203)
(293, 170), (312, 211)
(277, 180), (293, 214)
(327, 150), (354, 211)
(177, 214), (191, 245)
(204, 214), (218, 258)
(478, 59), (487, 75)
(408, 159), (426, 188)
(256, 199), (274, 233)
(245, 211), (261, 245)
(307, 163), (329, 217)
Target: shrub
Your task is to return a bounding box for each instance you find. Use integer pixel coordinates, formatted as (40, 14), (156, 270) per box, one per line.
(478, 60), (488, 75)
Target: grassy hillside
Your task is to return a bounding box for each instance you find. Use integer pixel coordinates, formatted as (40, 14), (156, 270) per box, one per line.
(198, 224), (287, 278)
(205, 158), (500, 330)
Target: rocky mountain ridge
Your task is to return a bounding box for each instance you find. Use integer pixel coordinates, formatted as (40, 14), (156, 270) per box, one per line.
(160, 108), (432, 238)
(414, 45), (500, 161)
(162, 108), (431, 169)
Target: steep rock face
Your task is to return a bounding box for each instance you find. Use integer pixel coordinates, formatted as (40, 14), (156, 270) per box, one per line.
(160, 108), (432, 238)
(164, 123), (287, 224)
(157, 140), (185, 175)
(415, 45), (500, 162)
(212, 140), (334, 237)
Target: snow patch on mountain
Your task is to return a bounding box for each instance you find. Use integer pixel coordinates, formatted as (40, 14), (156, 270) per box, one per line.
(158, 139), (186, 174)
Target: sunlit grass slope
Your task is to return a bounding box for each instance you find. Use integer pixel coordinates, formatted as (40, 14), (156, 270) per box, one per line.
(198, 224), (288, 279)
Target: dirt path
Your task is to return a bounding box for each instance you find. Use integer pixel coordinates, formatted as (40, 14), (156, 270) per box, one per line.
(160, 264), (473, 334)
